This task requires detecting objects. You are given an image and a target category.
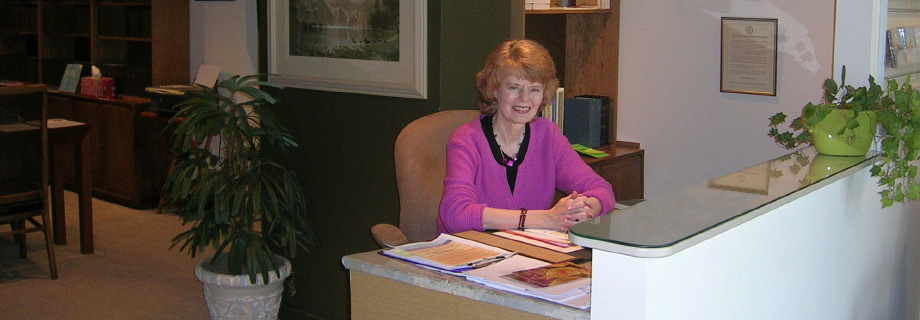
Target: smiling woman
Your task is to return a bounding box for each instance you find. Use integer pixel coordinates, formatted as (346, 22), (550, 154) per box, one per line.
(437, 39), (616, 236)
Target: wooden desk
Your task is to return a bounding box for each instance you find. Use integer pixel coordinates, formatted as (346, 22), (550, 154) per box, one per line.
(342, 250), (589, 320)
(47, 120), (93, 254)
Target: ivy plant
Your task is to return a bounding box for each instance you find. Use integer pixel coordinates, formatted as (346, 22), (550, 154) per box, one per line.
(872, 78), (920, 207)
(768, 66), (920, 208)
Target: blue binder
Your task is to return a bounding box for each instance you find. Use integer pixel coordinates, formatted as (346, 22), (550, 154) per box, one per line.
(563, 97), (602, 148)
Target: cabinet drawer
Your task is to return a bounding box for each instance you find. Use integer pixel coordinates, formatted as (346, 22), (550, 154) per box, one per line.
(583, 147), (644, 202)
(592, 155), (643, 201)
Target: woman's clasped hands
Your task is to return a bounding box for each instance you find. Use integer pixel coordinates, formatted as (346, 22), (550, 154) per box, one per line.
(549, 191), (601, 232)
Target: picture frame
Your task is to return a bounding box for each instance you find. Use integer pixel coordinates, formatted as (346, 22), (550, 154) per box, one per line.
(266, 0), (427, 99)
(720, 17), (778, 96)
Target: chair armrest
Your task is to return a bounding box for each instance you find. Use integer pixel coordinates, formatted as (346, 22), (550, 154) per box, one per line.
(371, 223), (409, 248)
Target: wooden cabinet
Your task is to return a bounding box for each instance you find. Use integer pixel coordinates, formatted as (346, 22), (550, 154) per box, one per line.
(0, 0), (189, 96)
(521, 3), (640, 200)
(581, 143), (644, 201)
(48, 91), (169, 209)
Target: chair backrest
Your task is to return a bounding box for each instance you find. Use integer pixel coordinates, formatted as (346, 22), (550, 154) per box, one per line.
(394, 110), (480, 243)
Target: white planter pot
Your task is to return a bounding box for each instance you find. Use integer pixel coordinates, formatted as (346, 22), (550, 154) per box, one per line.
(195, 255), (292, 320)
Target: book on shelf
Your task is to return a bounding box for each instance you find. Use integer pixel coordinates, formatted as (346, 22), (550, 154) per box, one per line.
(381, 233), (515, 272)
(541, 87), (565, 132)
(575, 94), (613, 146)
(59, 64), (83, 93)
(563, 96), (602, 148)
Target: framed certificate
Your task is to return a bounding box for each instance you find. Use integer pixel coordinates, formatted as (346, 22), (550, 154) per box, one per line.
(720, 17), (778, 96)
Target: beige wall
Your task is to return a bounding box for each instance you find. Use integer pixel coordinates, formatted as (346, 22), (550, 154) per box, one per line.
(617, 0), (837, 198)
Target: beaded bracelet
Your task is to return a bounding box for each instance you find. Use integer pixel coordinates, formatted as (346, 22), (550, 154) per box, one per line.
(518, 208), (528, 231)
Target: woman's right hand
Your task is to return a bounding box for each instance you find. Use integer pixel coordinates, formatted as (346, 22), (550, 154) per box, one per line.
(542, 192), (584, 232)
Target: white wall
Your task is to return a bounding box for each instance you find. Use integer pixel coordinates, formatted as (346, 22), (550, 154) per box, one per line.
(617, 1), (838, 199)
(188, 1), (258, 81)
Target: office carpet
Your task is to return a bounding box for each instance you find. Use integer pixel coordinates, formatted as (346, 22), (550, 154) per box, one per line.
(0, 192), (212, 319)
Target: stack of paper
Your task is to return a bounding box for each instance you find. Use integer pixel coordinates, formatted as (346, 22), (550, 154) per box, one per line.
(381, 233), (515, 272)
(493, 229), (583, 253)
(463, 255), (591, 309)
(383, 232), (591, 309)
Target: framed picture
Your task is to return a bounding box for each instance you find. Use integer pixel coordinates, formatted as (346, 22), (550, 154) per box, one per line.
(720, 17), (778, 96)
(266, 0), (427, 99)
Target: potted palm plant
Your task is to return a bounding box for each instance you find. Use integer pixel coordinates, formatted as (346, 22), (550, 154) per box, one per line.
(768, 66), (920, 207)
(162, 74), (313, 319)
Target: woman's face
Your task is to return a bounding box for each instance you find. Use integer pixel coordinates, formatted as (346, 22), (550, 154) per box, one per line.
(494, 76), (544, 125)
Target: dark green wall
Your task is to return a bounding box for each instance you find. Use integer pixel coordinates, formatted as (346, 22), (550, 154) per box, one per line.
(258, 1), (515, 319)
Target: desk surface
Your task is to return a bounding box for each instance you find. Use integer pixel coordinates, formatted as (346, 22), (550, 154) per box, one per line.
(570, 146), (876, 257)
(342, 250), (589, 320)
(0, 83), (46, 95)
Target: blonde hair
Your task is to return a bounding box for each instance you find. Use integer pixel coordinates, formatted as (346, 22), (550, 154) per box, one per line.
(475, 39), (559, 115)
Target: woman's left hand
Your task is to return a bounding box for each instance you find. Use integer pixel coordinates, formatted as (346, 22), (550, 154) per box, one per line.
(563, 192), (601, 224)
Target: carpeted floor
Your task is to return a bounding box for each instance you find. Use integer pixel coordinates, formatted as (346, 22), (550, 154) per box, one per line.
(0, 191), (213, 319)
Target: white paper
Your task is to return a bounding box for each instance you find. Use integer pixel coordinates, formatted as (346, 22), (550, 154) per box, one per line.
(193, 64), (222, 88)
(462, 255), (591, 309)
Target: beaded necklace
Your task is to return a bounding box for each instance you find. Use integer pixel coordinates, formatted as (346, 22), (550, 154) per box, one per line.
(492, 116), (525, 167)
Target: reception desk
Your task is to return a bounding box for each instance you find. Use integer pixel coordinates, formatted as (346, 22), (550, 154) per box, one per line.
(571, 147), (920, 319)
(342, 250), (589, 319)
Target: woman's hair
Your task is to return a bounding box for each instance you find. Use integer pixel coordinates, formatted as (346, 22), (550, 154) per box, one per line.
(476, 39), (559, 115)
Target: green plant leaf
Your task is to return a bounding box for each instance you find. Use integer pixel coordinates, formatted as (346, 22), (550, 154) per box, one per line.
(164, 74), (313, 279)
(769, 113), (787, 126)
(908, 182), (920, 200)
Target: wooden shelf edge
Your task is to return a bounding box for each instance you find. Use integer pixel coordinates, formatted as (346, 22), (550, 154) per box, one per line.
(97, 36), (151, 42)
(614, 141), (640, 149)
(98, 1), (151, 7)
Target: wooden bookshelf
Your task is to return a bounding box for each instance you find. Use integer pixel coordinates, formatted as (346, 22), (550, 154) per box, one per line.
(522, 0), (620, 144)
(0, 0), (188, 97)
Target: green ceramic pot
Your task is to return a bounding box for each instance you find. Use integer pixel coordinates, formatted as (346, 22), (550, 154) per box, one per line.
(809, 109), (877, 156)
(804, 154), (868, 184)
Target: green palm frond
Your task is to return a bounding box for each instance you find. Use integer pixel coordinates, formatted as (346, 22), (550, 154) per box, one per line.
(162, 74), (313, 284)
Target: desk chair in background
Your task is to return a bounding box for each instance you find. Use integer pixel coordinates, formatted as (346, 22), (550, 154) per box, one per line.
(371, 110), (479, 248)
(0, 84), (57, 279)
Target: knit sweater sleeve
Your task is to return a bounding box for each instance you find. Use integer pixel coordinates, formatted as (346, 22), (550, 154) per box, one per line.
(548, 125), (617, 216)
(438, 123), (488, 234)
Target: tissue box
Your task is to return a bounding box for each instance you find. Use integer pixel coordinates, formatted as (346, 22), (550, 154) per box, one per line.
(81, 77), (103, 98)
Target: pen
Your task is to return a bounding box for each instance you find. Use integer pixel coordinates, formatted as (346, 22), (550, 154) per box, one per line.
(466, 254), (512, 269)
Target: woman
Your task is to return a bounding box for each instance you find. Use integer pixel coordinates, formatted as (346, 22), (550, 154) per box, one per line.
(438, 39), (615, 235)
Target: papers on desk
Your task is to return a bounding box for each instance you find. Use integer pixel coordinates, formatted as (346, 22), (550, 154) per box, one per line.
(463, 255), (591, 309)
(385, 233), (592, 309)
(0, 123), (38, 133)
(381, 233), (515, 272)
(48, 118), (84, 128)
(493, 229), (584, 253)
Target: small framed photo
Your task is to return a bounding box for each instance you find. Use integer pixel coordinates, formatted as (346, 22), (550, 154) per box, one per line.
(720, 17), (778, 96)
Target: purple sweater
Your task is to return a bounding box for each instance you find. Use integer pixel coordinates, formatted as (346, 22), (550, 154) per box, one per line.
(438, 115), (615, 234)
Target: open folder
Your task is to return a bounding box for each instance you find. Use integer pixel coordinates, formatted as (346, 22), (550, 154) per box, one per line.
(381, 233), (515, 272)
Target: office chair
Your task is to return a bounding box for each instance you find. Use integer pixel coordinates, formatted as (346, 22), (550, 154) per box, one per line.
(0, 84), (57, 279)
(371, 110), (480, 248)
